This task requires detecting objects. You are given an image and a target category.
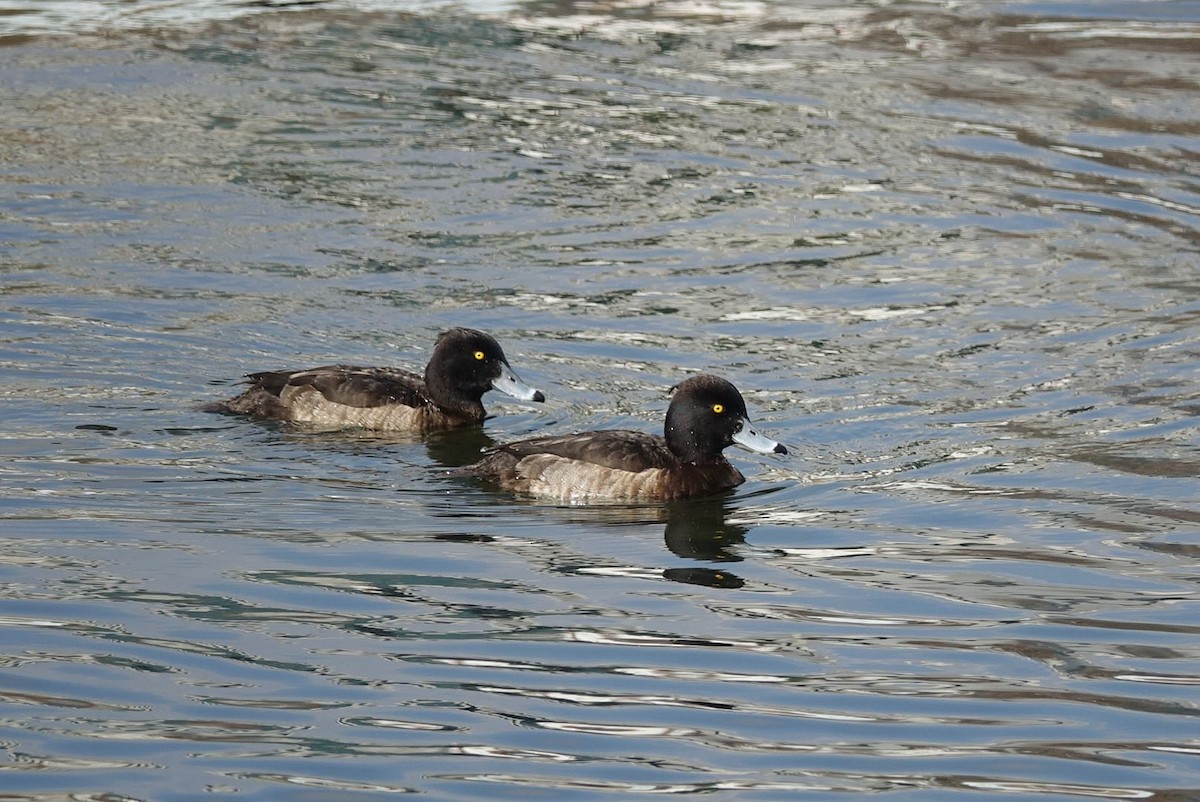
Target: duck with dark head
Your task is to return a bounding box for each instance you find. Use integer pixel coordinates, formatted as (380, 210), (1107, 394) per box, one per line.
(467, 374), (785, 502)
(205, 328), (544, 431)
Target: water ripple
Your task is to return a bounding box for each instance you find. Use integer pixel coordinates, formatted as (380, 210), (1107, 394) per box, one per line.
(2, 1), (1198, 800)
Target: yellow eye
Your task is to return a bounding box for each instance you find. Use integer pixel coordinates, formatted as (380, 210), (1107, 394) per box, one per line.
(474, 351), (486, 361)
(712, 403), (724, 414)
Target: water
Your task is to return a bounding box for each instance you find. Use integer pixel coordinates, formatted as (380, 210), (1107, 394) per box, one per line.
(2, 1), (1198, 799)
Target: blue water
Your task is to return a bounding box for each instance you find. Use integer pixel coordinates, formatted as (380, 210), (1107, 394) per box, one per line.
(1, 1), (1198, 799)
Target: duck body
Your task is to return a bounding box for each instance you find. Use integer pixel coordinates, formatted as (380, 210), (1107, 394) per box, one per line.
(468, 374), (785, 503)
(470, 429), (748, 503)
(213, 364), (474, 430)
(206, 328), (544, 432)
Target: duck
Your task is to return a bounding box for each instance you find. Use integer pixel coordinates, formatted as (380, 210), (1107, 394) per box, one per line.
(205, 327), (545, 431)
(466, 374), (786, 502)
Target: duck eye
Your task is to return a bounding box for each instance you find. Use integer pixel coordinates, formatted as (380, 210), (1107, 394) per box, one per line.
(473, 351), (486, 361)
(712, 403), (724, 414)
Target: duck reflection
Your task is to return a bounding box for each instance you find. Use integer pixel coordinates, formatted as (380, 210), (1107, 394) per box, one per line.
(660, 496), (747, 588)
(552, 496), (749, 589)
(418, 428), (754, 589)
(661, 497), (745, 561)
(438, 467), (751, 589)
(251, 417), (501, 469)
(423, 425), (498, 468)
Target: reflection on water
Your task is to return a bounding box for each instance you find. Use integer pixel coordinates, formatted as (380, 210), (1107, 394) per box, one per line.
(2, 0), (1199, 799)
(662, 498), (746, 561)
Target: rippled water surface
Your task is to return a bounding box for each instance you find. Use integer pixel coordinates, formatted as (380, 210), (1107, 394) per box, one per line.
(2, 1), (1198, 799)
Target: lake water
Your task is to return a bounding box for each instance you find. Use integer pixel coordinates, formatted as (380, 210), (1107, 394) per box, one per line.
(1, 0), (1198, 799)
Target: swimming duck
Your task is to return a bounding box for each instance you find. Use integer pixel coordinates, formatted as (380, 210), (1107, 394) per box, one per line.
(205, 327), (544, 431)
(467, 374), (786, 502)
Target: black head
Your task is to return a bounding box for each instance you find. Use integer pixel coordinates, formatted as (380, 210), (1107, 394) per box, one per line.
(425, 328), (545, 410)
(664, 374), (787, 464)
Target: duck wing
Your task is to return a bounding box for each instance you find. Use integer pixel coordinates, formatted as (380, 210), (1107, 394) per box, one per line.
(496, 430), (676, 472)
(249, 365), (430, 409)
